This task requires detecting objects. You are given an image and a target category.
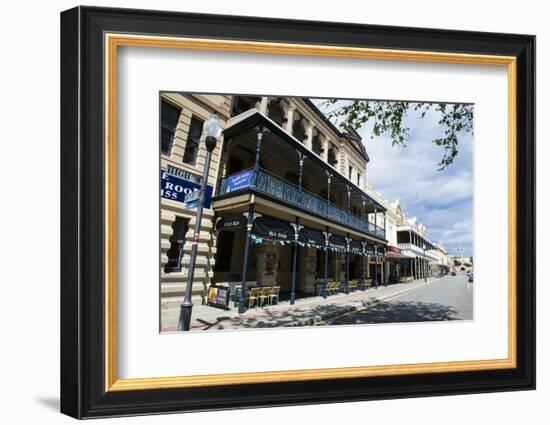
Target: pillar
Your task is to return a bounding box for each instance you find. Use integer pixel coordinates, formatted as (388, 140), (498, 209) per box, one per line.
(323, 228), (331, 298)
(238, 204), (255, 313)
(322, 137), (329, 162)
(259, 97), (268, 114)
(286, 105), (295, 135)
(306, 124), (314, 150)
(290, 219), (302, 305)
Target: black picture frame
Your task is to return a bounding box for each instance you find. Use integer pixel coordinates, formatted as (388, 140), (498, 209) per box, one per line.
(60, 5), (535, 419)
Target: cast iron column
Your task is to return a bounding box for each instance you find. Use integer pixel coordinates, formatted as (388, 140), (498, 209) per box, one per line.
(345, 236), (351, 293)
(323, 228), (331, 299)
(238, 128), (263, 313)
(238, 204), (255, 313)
(361, 241), (366, 290)
(290, 219), (302, 305)
(374, 243), (379, 289)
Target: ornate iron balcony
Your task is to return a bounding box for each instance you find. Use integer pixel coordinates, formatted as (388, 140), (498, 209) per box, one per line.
(217, 168), (386, 240)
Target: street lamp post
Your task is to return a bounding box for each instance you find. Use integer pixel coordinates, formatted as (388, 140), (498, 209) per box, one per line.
(422, 243), (427, 283)
(178, 114), (222, 332)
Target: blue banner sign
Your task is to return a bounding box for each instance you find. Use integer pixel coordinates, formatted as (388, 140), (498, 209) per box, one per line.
(160, 171), (213, 208)
(225, 169), (254, 193)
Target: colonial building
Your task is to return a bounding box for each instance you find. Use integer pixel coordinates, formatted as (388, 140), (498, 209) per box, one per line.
(212, 96), (387, 301)
(160, 93), (231, 306)
(160, 93), (451, 322)
(160, 94), (389, 314)
(431, 243), (452, 276)
(396, 215), (440, 280)
(362, 190), (415, 283)
(452, 256), (474, 273)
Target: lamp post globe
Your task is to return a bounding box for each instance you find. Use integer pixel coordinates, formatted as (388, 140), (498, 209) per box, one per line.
(178, 113), (222, 331)
(203, 113), (223, 150)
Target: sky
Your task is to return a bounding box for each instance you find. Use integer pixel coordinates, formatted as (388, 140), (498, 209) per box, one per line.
(314, 99), (474, 257)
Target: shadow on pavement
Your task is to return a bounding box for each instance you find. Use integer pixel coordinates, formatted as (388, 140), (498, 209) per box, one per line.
(327, 301), (460, 325)
(204, 302), (367, 330)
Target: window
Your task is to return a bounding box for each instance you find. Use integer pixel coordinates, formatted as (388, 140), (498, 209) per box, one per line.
(231, 96), (257, 117)
(357, 172), (362, 186)
(182, 116), (204, 165)
(164, 217), (189, 273)
(161, 101), (180, 155)
(349, 165), (353, 179)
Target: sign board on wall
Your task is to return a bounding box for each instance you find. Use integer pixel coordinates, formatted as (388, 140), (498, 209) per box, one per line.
(225, 169), (254, 193)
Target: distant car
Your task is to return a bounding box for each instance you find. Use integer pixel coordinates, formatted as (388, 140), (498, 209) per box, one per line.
(451, 271), (456, 276)
(468, 274), (474, 283)
(467, 271), (472, 277)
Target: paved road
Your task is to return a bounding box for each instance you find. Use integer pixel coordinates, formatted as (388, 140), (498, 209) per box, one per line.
(324, 274), (473, 325)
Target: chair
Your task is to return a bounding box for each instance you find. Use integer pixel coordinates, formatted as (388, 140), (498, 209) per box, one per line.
(258, 286), (271, 307)
(248, 287), (261, 309)
(349, 280), (358, 292)
(268, 286), (280, 305)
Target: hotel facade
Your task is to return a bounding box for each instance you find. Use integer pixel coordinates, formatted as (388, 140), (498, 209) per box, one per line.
(159, 93), (448, 316)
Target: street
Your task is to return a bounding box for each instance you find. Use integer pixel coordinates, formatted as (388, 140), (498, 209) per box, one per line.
(321, 274), (473, 325)
(161, 274), (473, 331)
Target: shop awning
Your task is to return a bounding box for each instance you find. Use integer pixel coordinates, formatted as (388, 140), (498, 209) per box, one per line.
(329, 235), (347, 252)
(298, 227), (325, 248)
(350, 239), (364, 255)
(216, 214), (246, 232)
(386, 245), (414, 259)
(252, 216), (294, 241)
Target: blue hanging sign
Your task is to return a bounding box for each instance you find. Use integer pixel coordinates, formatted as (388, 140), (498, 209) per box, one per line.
(160, 170), (213, 208)
(225, 169), (254, 193)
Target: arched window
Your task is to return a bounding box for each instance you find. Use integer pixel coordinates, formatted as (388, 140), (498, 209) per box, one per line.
(267, 98), (285, 126)
(312, 133), (323, 156)
(231, 96), (258, 117)
(292, 116), (307, 142)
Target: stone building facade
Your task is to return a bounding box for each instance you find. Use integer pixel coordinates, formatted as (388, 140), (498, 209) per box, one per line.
(160, 94), (383, 312)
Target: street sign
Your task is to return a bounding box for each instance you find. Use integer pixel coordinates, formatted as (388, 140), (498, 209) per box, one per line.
(184, 189), (201, 203)
(160, 171), (213, 208)
(183, 189), (201, 210)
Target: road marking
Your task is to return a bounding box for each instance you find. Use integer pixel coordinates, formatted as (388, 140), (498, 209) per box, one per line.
(314, 277), (454, 325)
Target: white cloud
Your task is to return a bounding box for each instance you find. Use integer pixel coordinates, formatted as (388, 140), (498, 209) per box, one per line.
(314, 100), (474, 256)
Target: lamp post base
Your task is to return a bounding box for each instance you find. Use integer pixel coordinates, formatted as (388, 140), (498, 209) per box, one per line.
(178, 303), (193, 331)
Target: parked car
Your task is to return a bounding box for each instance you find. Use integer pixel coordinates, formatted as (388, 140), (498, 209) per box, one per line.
(451, 271), (456, 276)
(468, 273), (474, 283)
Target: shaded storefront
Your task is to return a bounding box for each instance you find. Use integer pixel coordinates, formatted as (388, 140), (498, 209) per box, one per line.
(213, 213), (379, 304)
(386, 245), (414, 283)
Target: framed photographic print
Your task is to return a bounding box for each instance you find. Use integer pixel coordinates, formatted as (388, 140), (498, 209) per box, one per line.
(60, 6), (536, 419)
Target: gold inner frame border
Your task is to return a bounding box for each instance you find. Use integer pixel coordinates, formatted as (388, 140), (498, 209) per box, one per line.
(104, 33), (517, 392)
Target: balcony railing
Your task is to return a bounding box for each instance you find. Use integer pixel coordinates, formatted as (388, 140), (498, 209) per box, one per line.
(217, 168), (386, 240)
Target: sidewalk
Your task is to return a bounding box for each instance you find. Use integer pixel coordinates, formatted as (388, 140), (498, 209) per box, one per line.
(161, 277), (441, 332)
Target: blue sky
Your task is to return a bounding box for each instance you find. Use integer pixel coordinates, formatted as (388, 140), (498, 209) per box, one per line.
(315, 100), (474, 257)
